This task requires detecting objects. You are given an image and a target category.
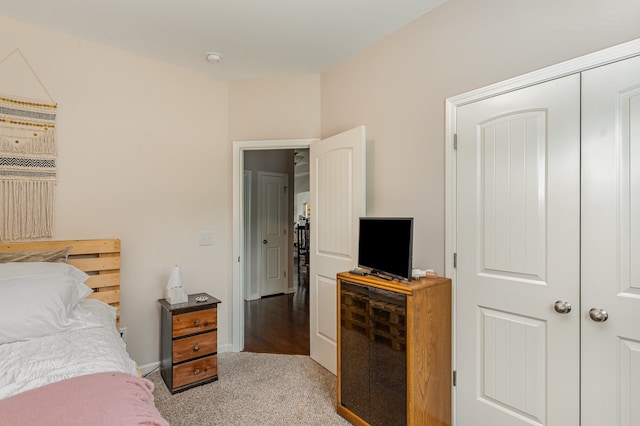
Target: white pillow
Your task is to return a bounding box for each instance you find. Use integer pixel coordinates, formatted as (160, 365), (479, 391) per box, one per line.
(73, 298), (116, 326)
(0, 262), (95, 344)
(0, 262), (93, 301)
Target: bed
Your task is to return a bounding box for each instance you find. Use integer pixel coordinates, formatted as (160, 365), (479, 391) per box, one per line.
(0, 239), (169, 426)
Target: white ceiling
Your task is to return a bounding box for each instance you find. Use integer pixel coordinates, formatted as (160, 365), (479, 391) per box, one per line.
(0, 0), (448, 80)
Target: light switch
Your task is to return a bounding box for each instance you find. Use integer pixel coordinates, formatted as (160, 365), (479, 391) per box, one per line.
(199, 231), (213, 246)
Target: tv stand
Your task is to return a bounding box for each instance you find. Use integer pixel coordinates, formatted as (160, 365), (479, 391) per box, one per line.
(337, 271), (451, 426)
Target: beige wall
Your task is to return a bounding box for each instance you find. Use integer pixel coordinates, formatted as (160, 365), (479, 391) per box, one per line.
(321, 0), (640, 275)
(0, 16), (230, 367)
(229, 75), (321, 141)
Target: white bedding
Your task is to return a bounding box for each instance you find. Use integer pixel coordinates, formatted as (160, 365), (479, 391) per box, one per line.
(0, 299), (138, 400)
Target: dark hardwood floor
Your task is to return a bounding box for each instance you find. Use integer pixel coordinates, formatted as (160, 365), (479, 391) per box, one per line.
(243, 257), (310, 355)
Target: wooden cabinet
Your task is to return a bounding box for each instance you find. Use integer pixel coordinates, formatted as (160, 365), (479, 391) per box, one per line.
(158, 293), (221, 394)
(337, 272), (451, 426)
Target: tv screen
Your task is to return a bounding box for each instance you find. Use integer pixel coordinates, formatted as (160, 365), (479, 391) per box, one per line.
(358, 217), (413, 281)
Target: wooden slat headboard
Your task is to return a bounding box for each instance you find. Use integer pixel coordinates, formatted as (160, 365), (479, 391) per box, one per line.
(0, 239), (122, 326)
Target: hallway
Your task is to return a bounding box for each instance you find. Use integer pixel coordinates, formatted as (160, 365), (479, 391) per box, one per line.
(243, 256), (309, 355)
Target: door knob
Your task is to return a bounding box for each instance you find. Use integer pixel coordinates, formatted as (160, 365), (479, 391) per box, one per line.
(554, 300), (572, 314)
(589, 308), (608, 322)
(262, 239), (267, 244)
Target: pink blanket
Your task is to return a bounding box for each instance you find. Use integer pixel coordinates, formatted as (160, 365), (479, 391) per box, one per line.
(0, 372), (169, 426)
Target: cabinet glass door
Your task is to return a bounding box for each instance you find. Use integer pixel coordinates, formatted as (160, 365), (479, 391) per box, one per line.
(340, 281), (407, 425)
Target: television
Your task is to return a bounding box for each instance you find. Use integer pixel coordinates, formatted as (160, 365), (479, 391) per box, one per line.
(357, 217), (413, 281)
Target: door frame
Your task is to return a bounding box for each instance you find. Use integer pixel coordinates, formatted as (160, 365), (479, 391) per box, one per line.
(445, 38), (640, 424)
(243, 170), (253, 300)
(232, 138), (318, 352)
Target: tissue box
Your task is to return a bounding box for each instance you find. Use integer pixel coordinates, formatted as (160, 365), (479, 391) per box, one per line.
(166, 287), (188, 304)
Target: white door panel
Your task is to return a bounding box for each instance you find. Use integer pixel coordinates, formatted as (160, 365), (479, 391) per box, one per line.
(456, 75), (581, 425)
(310, 126), (366, 374)
(259, 173), (287, 297)
(582, 54), (640, 426)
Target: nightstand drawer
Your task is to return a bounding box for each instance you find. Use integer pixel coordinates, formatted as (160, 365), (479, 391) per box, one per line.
(173, 331), (217, 363)
(172, 308), (217, 338)
(173, 354), (217, 388)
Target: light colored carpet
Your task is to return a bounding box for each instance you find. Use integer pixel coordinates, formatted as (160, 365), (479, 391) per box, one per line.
(148, 352), (351, 426)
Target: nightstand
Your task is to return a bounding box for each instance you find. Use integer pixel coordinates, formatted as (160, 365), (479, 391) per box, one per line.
(158, 292), (221, 394)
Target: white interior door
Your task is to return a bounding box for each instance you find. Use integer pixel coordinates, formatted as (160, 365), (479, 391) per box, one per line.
(456, 75), (581, 425)
(309, 126), (366, 374)
(258, 172), (287, 297)
(582, 55), (640, 426)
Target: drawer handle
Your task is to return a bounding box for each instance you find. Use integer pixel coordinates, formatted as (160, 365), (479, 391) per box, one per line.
(194, 320), (200, 327)
(193, 344), (200, 352)
(194, 368), (200, 375)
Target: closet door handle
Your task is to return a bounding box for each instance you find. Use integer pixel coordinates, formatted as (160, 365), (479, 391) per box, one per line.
(554, 300), (572, 314)
(589, 308), (608, 322)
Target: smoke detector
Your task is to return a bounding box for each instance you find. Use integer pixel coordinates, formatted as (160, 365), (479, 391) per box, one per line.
(205, 52), (223, 64)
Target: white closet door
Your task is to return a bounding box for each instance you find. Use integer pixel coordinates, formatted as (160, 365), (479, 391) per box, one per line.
(456, 75), (581, 425)
(582, 55), (640, 426)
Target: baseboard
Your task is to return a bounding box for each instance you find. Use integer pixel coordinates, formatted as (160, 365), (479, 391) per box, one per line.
(139, 344), (235, 376)
(139, 361), (160, 376)
(218, 343), (233, 353)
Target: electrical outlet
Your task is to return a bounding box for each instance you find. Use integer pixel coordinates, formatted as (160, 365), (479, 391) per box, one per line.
(199, 231), (213, 246)
(119, 327), (127, 343)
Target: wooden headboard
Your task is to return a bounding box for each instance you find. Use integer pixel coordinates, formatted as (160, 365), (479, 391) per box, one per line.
(0, 239), (122, 327)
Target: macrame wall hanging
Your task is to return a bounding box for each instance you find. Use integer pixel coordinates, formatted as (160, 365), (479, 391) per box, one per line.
(0, 49), (57, 241)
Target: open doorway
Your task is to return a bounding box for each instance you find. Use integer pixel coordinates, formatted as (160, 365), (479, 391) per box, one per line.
(243, 148), (309, 354)
(293, 149), (310, 291)
(232, 141), (313, 354)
